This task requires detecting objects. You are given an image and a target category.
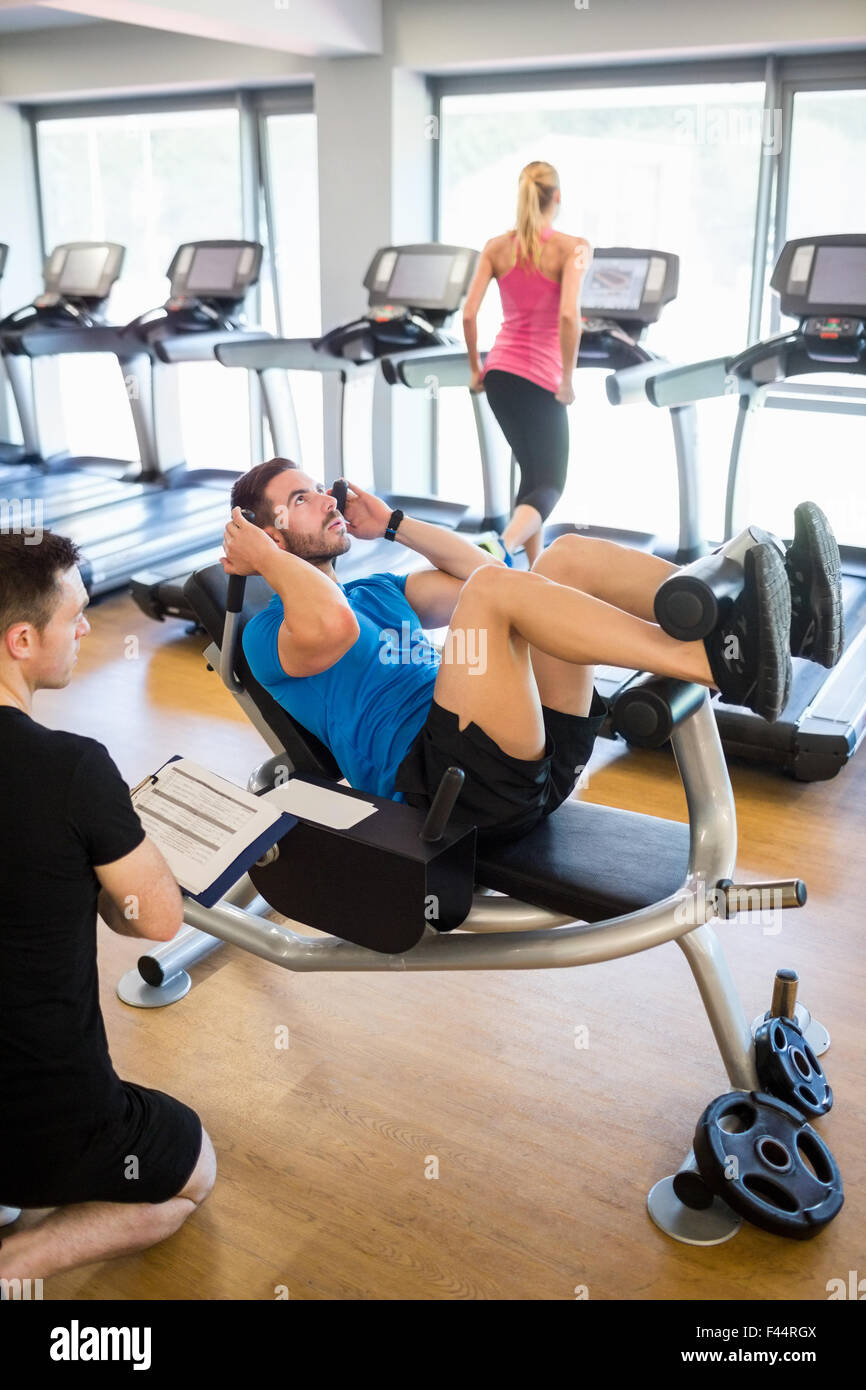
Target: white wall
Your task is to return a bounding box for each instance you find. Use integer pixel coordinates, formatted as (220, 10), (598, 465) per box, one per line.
(0, 106), (39, 302)
(0, 23), (309, 101)
(0, 103), (40, 442)
(387, 0), (866, 67)
(7, 0), (382, 59)
(311, 57), (434, 475)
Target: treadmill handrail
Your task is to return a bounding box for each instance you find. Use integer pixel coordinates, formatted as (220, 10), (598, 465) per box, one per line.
(16, 323), (148, 360)
(577, 331), (653, 372)
(380, 343), (479, 389)
(609, 330), (845, 411)
(0, 303), (43, 332)
(0, 299), (106, 339)
(154, 328), (273, 365)
(652, 356), (736, 408)
(382, 331), (656, 392)
(726, 330), (804, 381)
(605, 358), (671, 407)
(215, 336), (352, 375)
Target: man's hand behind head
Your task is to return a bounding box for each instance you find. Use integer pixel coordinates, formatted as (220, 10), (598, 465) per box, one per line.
(221, 507), (280, 576)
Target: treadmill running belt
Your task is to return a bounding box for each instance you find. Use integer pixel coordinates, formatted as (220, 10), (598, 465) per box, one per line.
(72, 484), (235, 595)
(0, 474), (149, 523)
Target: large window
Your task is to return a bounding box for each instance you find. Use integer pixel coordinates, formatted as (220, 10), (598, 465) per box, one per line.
(784, 88), (866, 242)
(738, 84), (866, 548)
(258, 111), (323, 476)
(437, 80), (766, 540)
(36, 106), (250, 472)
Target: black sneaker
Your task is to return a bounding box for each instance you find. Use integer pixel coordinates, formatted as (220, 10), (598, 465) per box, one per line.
(785, 501), (844, 668)
(703, 542), (792, 722)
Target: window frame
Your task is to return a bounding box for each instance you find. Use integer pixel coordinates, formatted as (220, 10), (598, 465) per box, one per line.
(432, 53), (866, 333)
(25, 85), (316, 469)
(431, 50), (866, 482)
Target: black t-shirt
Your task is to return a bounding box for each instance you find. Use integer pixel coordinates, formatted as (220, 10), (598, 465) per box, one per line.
(0, 707), (145, 1139)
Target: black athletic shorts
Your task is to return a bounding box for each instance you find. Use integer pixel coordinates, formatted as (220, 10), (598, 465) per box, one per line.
(0, 1082), (203, 1209)
(394, 692), (607, 846)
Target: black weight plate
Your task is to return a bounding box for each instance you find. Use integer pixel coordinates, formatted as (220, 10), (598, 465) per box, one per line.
(694, 1090), (843, 1239)
(756, 1015), (833, 1118)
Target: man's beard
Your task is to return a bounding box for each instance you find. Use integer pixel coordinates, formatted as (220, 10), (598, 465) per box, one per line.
(284, 524), (352, 566)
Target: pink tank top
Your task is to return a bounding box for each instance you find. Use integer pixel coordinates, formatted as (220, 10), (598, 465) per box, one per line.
(483, 228), (563, 393)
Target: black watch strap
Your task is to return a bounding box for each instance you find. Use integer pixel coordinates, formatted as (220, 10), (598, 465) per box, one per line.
(384, 508), (404, 541)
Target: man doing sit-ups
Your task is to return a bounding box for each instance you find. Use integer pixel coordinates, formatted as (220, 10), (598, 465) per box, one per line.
(223, 460), (842, 845)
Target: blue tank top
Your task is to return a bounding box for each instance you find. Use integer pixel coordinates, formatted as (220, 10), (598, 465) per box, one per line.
(242, 572), (439, 799)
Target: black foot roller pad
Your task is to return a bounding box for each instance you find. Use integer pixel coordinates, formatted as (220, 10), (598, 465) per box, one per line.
(693, 1090), (843, 1239)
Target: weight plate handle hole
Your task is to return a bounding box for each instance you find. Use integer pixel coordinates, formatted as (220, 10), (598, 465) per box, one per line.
(717, 1102), (755, 1134)
(796, 1133), (834, 1185)
(757, 1137), (792, 1171)
(743, 1175), (799, 1213)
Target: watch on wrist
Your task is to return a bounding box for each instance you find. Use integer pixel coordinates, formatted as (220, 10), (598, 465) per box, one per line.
(384, 508), (404, 541)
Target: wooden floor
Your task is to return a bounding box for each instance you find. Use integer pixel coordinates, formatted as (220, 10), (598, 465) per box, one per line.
(13, 590), (866, 1301)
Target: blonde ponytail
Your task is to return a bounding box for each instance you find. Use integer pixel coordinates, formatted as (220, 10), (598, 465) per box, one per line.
(513, 161), (559, 268)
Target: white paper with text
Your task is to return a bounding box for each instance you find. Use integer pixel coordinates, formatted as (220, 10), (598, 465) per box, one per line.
(132, 759), (287, 895)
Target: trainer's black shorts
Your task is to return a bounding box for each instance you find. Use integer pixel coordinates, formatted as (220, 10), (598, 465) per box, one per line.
(0, 1083), (203, 1209)
(394, 692), (607, 846)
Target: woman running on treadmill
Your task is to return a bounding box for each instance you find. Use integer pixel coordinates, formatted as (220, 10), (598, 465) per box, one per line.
(463, 161), (590, 566)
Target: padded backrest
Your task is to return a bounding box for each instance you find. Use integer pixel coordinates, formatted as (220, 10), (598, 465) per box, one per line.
(477, 798), (690, 921)
(183, 564), (343, 780)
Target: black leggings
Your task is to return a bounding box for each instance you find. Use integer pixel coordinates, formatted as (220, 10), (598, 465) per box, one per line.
(483, 369), (570, 523)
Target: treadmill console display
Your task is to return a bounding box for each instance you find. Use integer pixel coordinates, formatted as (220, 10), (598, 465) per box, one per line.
(772, 235), (866, 319)
(808, 245), (866, 306)
(582, 257), (649, 314)
(580, 248), (678, 326)
(43, 242), (124, 301)
(167, 240), (263, 302)
(388, 253), (454, 306)
(364, 244), (478, 314)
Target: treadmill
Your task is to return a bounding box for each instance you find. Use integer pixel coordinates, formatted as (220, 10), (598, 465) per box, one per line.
(608, 233), (866, 781)
(8, 240), (291, 598)
(129, 243), (487, 625)
(126, 241), (300, 624)
(214, 242), (498, 528)
(383, 246), (703, 566)
(0, 241), (157, 520)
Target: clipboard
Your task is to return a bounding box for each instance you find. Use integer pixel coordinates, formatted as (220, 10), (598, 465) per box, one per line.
(131, 755), (297, 908)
